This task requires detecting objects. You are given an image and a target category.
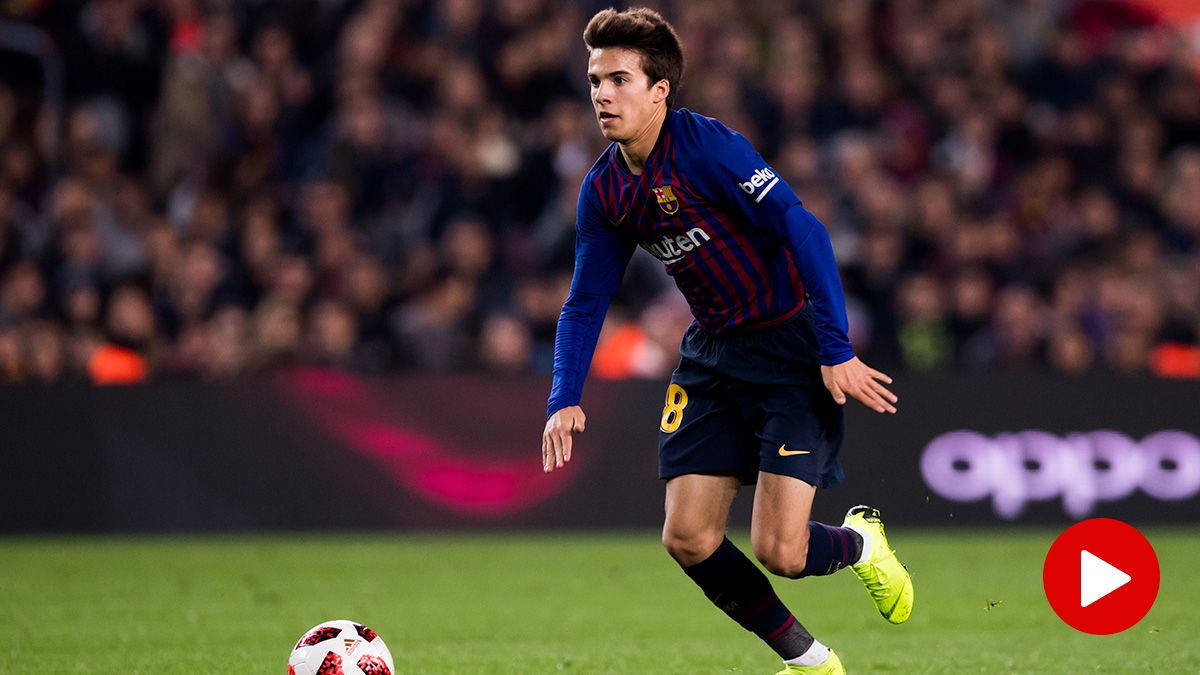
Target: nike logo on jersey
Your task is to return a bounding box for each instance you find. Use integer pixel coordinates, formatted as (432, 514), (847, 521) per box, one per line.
(739, 167), (779, 203)
(778, 444), (811, 457)
(611, 212), (628, 227)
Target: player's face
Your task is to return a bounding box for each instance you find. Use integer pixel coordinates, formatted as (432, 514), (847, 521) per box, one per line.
(587, 47), (668, 143)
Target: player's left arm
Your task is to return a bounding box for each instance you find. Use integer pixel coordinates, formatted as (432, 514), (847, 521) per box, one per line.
(694, 121), (897, 413)
(784, 207), (897, 414)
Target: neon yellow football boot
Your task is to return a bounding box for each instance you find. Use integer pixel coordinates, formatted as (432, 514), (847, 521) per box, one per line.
(774, 650), (845, 675)
(843, 505), (914, 624)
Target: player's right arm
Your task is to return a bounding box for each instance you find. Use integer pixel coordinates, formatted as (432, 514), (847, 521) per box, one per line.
(543, 184), (635, 473)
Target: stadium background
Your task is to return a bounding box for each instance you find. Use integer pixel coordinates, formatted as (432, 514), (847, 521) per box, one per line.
(2, 0), (1199, 673)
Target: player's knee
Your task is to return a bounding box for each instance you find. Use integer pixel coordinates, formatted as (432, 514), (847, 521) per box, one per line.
(662, 528), (723, 566)
(753, 538), (809, 578)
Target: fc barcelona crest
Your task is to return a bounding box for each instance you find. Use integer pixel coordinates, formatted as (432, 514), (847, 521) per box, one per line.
(653, 185), (680, 215)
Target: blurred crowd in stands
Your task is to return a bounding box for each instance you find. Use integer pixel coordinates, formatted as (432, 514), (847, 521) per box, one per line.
(0, 0), (1198, 384)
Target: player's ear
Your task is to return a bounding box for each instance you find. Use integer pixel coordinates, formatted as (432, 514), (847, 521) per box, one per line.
(652, 79), (670, 105)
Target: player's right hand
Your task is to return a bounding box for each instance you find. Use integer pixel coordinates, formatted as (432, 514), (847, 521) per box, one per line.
(543, 405), (586, 473)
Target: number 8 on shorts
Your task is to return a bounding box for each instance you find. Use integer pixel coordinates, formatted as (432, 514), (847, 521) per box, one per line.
(660, 383), (689, 433)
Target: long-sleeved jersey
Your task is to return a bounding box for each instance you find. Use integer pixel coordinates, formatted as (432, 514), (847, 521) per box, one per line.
(547, 108), (853, 417)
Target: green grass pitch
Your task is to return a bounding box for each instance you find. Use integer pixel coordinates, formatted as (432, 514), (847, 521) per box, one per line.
(1, 529), (1196, 673)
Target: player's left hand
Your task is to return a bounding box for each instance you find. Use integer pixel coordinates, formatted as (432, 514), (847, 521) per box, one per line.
(821, 357), (897, 414)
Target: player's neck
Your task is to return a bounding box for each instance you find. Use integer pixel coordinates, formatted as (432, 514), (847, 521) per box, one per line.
(618, 105), (668, 176)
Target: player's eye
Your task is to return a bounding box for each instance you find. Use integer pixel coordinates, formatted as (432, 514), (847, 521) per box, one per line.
(614, 77), (626, 85)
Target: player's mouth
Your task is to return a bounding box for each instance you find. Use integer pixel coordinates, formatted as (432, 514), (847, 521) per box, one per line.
(598, 111), (618, 123)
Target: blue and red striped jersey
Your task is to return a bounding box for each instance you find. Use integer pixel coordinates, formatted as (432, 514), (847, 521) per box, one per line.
(547, 108), (852, 417)
(581, 108), (808, 332)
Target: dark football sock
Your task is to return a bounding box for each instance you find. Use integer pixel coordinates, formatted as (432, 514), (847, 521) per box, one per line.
(682, 537), (814, 660)
(795, 521), (864, 577)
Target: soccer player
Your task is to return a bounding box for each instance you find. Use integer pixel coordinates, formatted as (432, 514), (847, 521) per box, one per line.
(541, 8), (913, 674)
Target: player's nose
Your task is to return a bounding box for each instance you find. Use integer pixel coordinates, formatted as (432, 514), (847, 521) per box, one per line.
(593, 81), (612, 104)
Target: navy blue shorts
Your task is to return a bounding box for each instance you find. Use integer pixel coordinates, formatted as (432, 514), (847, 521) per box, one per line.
(658, 303), (845, 488)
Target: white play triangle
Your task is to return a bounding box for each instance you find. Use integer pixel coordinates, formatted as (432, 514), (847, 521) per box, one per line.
(1080, 550), (1131, 608)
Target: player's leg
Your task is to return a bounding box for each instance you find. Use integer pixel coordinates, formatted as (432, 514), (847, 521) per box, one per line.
(663, 474), (826, 667)
(752, 402), (915, 626)
(747, 372), (865, 581)
(749, 472), (862, 579)
(662, 473), (739, 566)
(745, 472), (857, 673)
(658, 355), (824, 666)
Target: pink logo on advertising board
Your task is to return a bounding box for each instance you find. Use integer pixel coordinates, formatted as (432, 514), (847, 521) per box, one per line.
(277, 369), (581, 517)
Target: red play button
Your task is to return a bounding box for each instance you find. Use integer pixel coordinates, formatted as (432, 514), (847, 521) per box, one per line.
(1043, 518), (1160, 634)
